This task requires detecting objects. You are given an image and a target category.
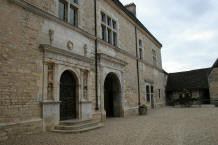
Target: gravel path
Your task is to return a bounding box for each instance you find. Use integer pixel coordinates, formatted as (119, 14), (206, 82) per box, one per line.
(1, 107), (218, 145)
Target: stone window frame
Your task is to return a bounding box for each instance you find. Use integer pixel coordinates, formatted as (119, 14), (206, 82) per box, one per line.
(152, 49), (157, 67)
(58, 0), (79, 27)
(101, 11), (118, 47)
(145, 83), (155, 103)
(138, 39), (144, 60)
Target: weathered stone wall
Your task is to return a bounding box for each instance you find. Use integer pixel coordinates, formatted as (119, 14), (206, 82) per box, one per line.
(209, 68), (218, 103)
(0, 0), (165, 140)
(0, 0), (44, 140)
(97, 0), (165, 113)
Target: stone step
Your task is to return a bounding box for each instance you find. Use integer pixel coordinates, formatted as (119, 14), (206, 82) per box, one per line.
(52, 123), (104, 134)
(55, 122), (99, 130)
(0, 131), (8, 141)
(59, 119), (92, 126)
(201, 104), (215, 108)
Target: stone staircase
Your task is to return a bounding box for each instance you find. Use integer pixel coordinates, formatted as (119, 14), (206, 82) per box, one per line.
(52, 119), (103, 133)
(0, 131), (8, 141)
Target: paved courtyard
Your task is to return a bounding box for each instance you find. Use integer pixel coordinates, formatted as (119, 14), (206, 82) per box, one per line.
(1, 107), (218, 145)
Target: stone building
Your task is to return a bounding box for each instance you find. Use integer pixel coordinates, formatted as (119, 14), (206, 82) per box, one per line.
(208, 58), (218, 105)
(0, 0), (165, 140)
(166, 58), (218, 106)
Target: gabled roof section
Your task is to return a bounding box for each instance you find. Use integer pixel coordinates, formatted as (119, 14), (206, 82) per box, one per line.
(166, 68), (211, 91)
(112, 0), (162, 48)
(212, 58), (218, 68)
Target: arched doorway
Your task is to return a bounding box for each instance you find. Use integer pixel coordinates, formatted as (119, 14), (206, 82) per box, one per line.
(60, 70), (77, 121)
(104, 73), (121, 117)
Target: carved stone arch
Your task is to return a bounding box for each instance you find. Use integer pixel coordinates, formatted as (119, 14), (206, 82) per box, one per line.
(103, 72), (122, 117)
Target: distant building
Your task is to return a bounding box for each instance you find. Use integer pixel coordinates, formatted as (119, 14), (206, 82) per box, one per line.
(166, 59), (218, 106)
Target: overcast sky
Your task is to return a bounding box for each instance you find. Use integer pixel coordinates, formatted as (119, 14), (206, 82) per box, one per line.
(120, 0), (218, 73)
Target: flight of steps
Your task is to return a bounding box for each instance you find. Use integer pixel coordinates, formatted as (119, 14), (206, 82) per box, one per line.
(0, 131), (8, 141)
(52, 119), (104, 134)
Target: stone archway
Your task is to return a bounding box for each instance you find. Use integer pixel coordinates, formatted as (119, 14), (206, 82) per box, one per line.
(60, 70), (78, 121)
(104, 72), (121, 117)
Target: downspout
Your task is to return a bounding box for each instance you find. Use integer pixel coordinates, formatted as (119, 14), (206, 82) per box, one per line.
(135, 26), (141, 106)
(94, 0), (99, 110)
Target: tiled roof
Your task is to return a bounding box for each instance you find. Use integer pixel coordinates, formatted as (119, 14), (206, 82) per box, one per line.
(166, 68), (211, 91)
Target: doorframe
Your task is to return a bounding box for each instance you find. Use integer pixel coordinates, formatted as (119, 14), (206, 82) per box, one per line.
(58, 68), (80, 120)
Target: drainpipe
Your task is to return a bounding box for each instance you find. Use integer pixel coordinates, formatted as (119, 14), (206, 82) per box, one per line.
(135, 26), (141, 106)
(94, 0), (99, 110)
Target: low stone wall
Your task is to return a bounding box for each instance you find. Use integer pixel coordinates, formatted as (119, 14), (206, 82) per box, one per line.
(0, 119), (42, 142)
(124, 107), (139, 116)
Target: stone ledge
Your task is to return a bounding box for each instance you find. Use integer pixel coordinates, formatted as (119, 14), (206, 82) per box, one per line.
(41, 100), (61, 105)
(0, 119), (42, 127)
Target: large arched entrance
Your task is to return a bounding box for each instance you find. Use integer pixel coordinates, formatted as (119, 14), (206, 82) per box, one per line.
(60, 70), (77, 121)
(104, 73), (121, 117)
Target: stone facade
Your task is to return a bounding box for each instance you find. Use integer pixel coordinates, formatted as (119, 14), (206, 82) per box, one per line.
(0, 0), (165, 140)
(209, 67), (218, 104)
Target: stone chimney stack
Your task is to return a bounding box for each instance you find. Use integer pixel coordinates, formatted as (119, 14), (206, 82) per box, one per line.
(125, 3), (136, 16)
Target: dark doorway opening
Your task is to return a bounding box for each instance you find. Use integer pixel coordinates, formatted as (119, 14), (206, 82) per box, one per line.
(60, 70), (77, 121)
(104, 73), (121, 118)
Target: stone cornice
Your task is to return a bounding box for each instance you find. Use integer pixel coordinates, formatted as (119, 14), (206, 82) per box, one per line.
(40, 44), (94, 64)
(97, 53), (128, 67)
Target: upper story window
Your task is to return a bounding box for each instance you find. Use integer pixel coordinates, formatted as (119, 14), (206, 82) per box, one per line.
(59, 0), (78, 26)
(139, 48), (143, 59)
(152, 49), (157, 67)
(70, 0), (78, 4)
(139, 39), (142, 47)
(101, 12), (118, 46)
(139, 39), (143, 59)
(59, 0), (68, 22)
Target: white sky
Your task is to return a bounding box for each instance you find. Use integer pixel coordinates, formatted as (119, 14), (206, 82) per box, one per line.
(120, 0), (218, 73)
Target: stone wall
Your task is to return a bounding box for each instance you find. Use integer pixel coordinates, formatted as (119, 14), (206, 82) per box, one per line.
(0, 1), (44, 140)
(0, 0), (165, 140)
(209, 68), (218, 104)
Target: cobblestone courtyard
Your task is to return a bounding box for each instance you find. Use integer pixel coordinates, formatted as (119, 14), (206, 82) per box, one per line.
(1, 107), (218, 145)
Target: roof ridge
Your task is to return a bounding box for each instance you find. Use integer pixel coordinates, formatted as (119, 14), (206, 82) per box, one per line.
(169, 68), (211, 74)
(112, 0), (162, 48)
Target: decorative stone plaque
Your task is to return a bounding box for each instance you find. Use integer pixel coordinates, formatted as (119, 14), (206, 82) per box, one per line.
(67, 41), (74, 50)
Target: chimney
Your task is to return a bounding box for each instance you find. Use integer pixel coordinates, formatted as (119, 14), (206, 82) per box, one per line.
(125, 3), (136, 16)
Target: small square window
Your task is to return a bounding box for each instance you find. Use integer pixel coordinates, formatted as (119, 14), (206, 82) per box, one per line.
(107, 17), (112, 26)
